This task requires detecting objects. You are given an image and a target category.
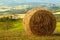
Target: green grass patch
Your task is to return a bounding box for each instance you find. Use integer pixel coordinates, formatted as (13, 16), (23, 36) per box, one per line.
(55, 22), (60, 33)
(0, 17), (24, 30)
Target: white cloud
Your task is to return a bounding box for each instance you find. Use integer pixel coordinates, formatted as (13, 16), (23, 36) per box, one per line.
(14, 5), (29, 10)
(0, 8), (11, 12)
(0, 6), (12, 12)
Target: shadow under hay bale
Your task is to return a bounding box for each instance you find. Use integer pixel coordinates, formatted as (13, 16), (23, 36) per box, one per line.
(23, 8), (56, 36)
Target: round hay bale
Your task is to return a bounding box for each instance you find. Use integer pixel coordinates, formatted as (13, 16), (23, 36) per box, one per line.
(23, 8), (56, 36)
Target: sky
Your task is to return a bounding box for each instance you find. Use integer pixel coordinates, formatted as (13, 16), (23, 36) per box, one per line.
(15, 0), (60, 4)
(0, 0), (60, 5)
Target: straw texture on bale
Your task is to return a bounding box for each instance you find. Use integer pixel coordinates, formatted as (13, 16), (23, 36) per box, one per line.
(23, 8), (56, 36)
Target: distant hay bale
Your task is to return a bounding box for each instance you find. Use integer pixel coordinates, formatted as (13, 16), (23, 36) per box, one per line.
(23, 8), (56, 36)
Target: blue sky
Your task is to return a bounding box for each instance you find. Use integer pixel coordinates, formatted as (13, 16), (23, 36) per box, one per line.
(17, 0), (60, 4)
(0, 0), (60, 5)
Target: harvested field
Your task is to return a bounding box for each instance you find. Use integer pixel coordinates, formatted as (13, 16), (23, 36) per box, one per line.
(0, 30), (60, 40)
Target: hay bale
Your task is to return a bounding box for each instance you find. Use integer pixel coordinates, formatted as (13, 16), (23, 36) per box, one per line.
(23, 8), (56, 36)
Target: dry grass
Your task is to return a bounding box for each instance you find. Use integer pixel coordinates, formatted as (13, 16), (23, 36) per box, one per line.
(0, 30), (60, 40)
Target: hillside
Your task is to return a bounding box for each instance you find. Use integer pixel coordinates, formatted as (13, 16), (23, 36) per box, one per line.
(0, 12), (60, 22)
